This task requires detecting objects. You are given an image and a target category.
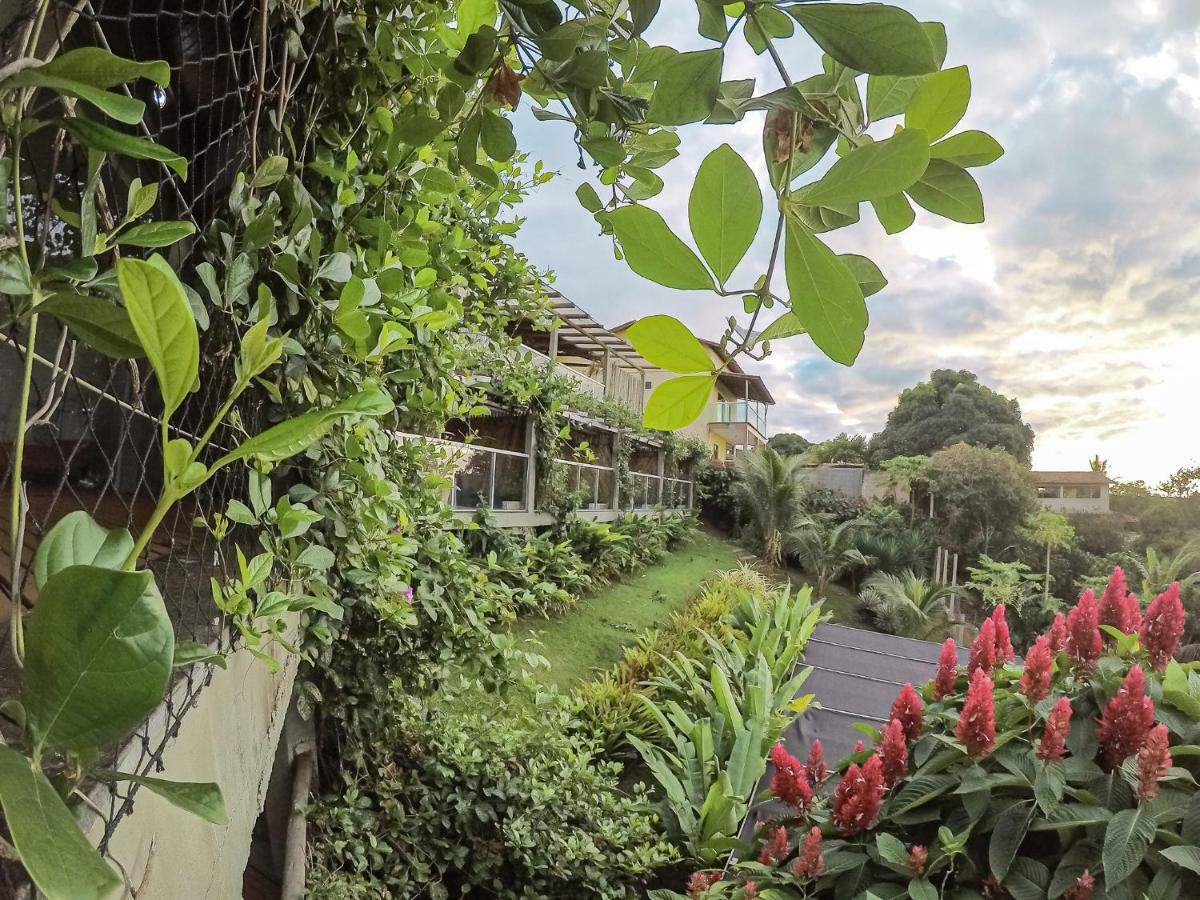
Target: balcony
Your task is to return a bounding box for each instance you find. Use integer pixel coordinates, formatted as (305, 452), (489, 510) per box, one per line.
(710, 399), (768, 435)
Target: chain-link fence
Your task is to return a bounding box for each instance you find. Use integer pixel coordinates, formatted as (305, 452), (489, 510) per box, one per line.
(1, 0), (284, 885)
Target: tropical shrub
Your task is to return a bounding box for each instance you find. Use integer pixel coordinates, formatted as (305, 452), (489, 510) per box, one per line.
(733, 447), (810, 565)
(859, 569), (958, 640)
(787, 519), (870, 598)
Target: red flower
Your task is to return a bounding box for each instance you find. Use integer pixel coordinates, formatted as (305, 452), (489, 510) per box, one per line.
(853, 739), (865, 754)
(1136, 723), (1172, 801)
(832, 754), (885, 835)
(791, 826), (824, 880)
(806, 739), (828, 786)
(688, 870), (721, 898)
(934, 637), (958, 700)
(1141, 583), (1185, 670)
(741, 881), (758, 899)
(1066, 589), (1103, 670)
(768, 742), (812, 811)
(992, 605), (1015, 662)
(758, 826), (790, 866)
(1098, 665), (1156, 770)
(890, 683), (923, 741)
(878, 718), (909, 787)
(908, 844), (928, 876)
(969, 618), (997, 675)
(956, 668), (996, 757)
(1048, 612), (1069, 653)
(1063, 870), (1096, 900)
(1037, 696), (1072, 762)
(1020, 635), (1054, 702)
(1098, 567), (1138, 635)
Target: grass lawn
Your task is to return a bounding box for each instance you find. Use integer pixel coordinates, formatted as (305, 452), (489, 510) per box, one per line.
(513, 528), (748, 690)
(777, 567), (864, 627)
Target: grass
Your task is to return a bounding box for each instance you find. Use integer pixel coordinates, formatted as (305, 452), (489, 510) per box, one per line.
(778, 568), (864, 627)
(512, 528), (748, 690)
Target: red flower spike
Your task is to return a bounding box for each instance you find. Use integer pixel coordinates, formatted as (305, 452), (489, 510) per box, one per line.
(1037, 696), (1072, 762)
(806, 739), (828, 786)
(757, 826), (790, 866)
(853, 739), (865, 754)
(768, 742), (812, 811)
(1020, 635), (1054, 702)
(969, 618), (997, 675)
(1098, 665), (1156, 770)
(742, 882), (758, 900)
(1141, 583), (1185, 670)
(908, 844), (928, 876)
(688, 870), (722, 898)
(1098, 567), (1137, 635)
(1063, 870), (1096, 900)
(890, 683), (923, 741)
(992, 605), (1015, 662)
(832, 755), (885, 835)
(1048, 612), (1069, 653)
(956, 668), (997, 757)
(1136, 723), (1172, 801)
(878, 718), (909, 787)
(791, 826), (825, 881)
(934, 638), (958, 700)
(1066, 589), (1103, 671)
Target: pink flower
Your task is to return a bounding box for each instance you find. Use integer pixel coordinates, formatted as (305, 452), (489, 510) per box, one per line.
(890, 683), (923, 741)
(1063, 870), (1096, 900)
(1098, 665), (1156, 770)
(1098, 567), (1138, 635)
(908, 844), (928, 876)
(688, 870), (722, 898)
(832, 754), (885, 835)
(757, 825), (790, 865)
(1141, 583), (1185, 670)
(878, 719), (909, 787)
(1020, 635), (1054, 702)
(403, 584), (414, 603)
(1048, 612), (1069, 653)
(969, 618), (997, 675)
(1136, 723), (1172, 801)
(853, 739), (865, 754)
(741, 882), (758, 899)
(791, 826), (824, 880)
(933, 638), (958, 700)
(1067, 589), (1102, 671)
(991, 605), (1015, 662)
(1037, 696), (1072, 762)
(768, 742), (812, 811)
(956, 668), (996, 757)
(806, 740), (828, 786)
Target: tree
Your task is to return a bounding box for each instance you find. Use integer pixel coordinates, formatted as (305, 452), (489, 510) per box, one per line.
(1157, 465), (1200, 498)
(859, 570), (958, 640)
(731, 447), (807, 566)
(926, 443), (1036, 556)
(1089, 454), (1109, 475)
(868, 370), (1035, 465)
(805, 433), (869, 465)
(767, 432), (812, 456)
(786, 520), (870, 599)
(1023, 510), (1076, 604)
(879, 454), (931, 522)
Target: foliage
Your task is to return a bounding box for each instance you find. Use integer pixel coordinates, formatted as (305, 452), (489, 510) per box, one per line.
(966, 555), (1048, 649)
(768, 432), (813, 457)
(927, 442), (1037, 556)
(805, 433), (870, 465)
(868, 370), (1036, 465)
(879, 454), (932, 520)
(697, 465), (742, 532)
(732, 447), (810, 565)
(1025, 510), (1078, 603)
(1159, 465), (1200, 499)
(786, 519), (870, 598)
(859, 569), (958, 640)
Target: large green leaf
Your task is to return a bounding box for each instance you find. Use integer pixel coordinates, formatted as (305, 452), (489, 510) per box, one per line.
(906, 159), (984, 223)
(905, 66), (971, 141)
(94, 769), (227, 824)
(838, 254), (887, 297)
(783, 219), (867, 365)
(756, 312), (807, 343)
(930, 130), (1005, 167)
(0, 745), (121, 900)
(793, 129), (929, 207)
(688, 144), (761, 284)
(989, 801), (1033, 880)
(865, 22), (948, 119)
(648, 48), (723, 125)
(7, 70), (145, 123)
(625, 316), (713, 373)
(24, 566), (173, 752)
(643, 375), (716, 430)
(32, 511), (134, 588)
(1048, 840), (1100, 898)
(788, 4), (939, 75)
(1102, 806), (1156, 886)
(60, 117), (188, 179)
(39, 292), (144, 359)
(117, 255), (199, 419)
(114, 220), (196, 249)
(1005, 857), (1051, 900)
(607, 205), (714, 290)
(871, 191), (916, 234)
(1159, 845), (1200, 875)
(36, 47), (169, 88)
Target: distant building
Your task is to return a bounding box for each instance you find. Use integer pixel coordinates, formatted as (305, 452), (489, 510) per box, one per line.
(1032, 471), (1110, 514)
(796, 463), (898, 502)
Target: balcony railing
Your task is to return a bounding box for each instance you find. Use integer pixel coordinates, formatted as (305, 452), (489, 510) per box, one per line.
(627, 472), (693, 510)
(711, 399), (768, 434)
(393, 431), (530, 512)
(557, 458), (616, 509)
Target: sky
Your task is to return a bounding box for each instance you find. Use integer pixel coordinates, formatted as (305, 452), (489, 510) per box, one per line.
(512, 0), (1200, 485)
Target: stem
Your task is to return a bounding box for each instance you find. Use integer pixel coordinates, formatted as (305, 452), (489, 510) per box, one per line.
(122, 490), (176, 571)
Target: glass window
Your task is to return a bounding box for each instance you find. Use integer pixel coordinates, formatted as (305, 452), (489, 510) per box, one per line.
(454, 449), (492, 510)
(1063, 485), (1102, 499)
(492, 454), (527, 510)
(1036, 486), (1059, 499)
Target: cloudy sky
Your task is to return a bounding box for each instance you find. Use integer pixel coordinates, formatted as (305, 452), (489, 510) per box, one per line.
(513, 0), (1200, 484)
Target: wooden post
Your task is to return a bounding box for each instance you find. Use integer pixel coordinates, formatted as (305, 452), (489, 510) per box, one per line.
(656, 446), (665, 506)
(547, 326), (559, 361)
(612, 430), (621, 510)
(524, 415), (537, 512)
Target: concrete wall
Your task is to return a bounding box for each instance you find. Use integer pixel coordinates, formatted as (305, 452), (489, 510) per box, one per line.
(798, 465), (867, 499)
(84, 626), (299, 899)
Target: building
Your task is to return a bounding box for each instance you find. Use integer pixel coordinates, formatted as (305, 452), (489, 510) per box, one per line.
(1032, 471), (1110, 514)
(610, 322), (775, 464)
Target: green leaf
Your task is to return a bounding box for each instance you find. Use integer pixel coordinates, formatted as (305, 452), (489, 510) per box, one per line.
(114, 220), (196, 248)
(989, 801), (1033, 880)
(783, 219), (867, 365)
(693, 0), (727, 42)
(788, 3), (939, 75)
(688, 144), (761, 284)
(607, 205), (714, 290)
(32, 511), (134, 589)
(793, 128), (930, 206)
(117, 255), (199, 419)
(38, 292), (144, 358)
(0, 744), (121, 900)
(480, 111), (516, 161)
(905, 66), (971, 141)
(1005, 857), (1051, 900)
(7, 70), (145, 123)
(908, 879), (937, 900)
(250, 154), (289, 187)
(576, 183), (603, 213)
(756, 312), (807, 343)
(625, 316), (713, 373)
(906, 159), (984, 223)
(643, 375), (716, 430)
(1102, 806), (1156, 886)
(60, 117), (187, 179)
(876, 832), (909, 865)
(745, 7), (794, 55)
(838, 254), (887, 297)
(871, 192), (915, 235)
(1160, 845), (1200, 875)
(173, 640), (227, 669)
(930, 130), (1005, 167)
(24, 566), (172, 752)
(1049, 840), (1100, 898)
(214, 388), (395, 469)
(648, 48), (723, 126)
(94, 769), (227, 825)
(36, 47), (169, 88)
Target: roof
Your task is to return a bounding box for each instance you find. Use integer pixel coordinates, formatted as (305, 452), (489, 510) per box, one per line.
(1032, 471), (1110, 485)
(546, 294), (650, 370)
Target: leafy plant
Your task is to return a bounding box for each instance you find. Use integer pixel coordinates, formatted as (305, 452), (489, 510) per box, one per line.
(859, 569), (958, 640)
(731, 446), (809, 566)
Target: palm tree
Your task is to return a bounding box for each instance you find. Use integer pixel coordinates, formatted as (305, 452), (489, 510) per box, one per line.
(878, 454), (930, 523)
(786, 519), (870, 598)
(859, 569), (959, 639)
(731, 446), (807, 566)
(1023, 510), (1076, 603)
(1124, 541), (1200, 599)
(1089, 454), (1109, 476)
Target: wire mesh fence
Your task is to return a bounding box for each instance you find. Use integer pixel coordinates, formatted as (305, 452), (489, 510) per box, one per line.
(1, 0), (284, 884)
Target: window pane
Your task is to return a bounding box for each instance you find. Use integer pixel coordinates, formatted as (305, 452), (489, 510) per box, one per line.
(454, 449), (492, 510)
(597, 469), (614, 508)
(492, 454), (527, 510)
